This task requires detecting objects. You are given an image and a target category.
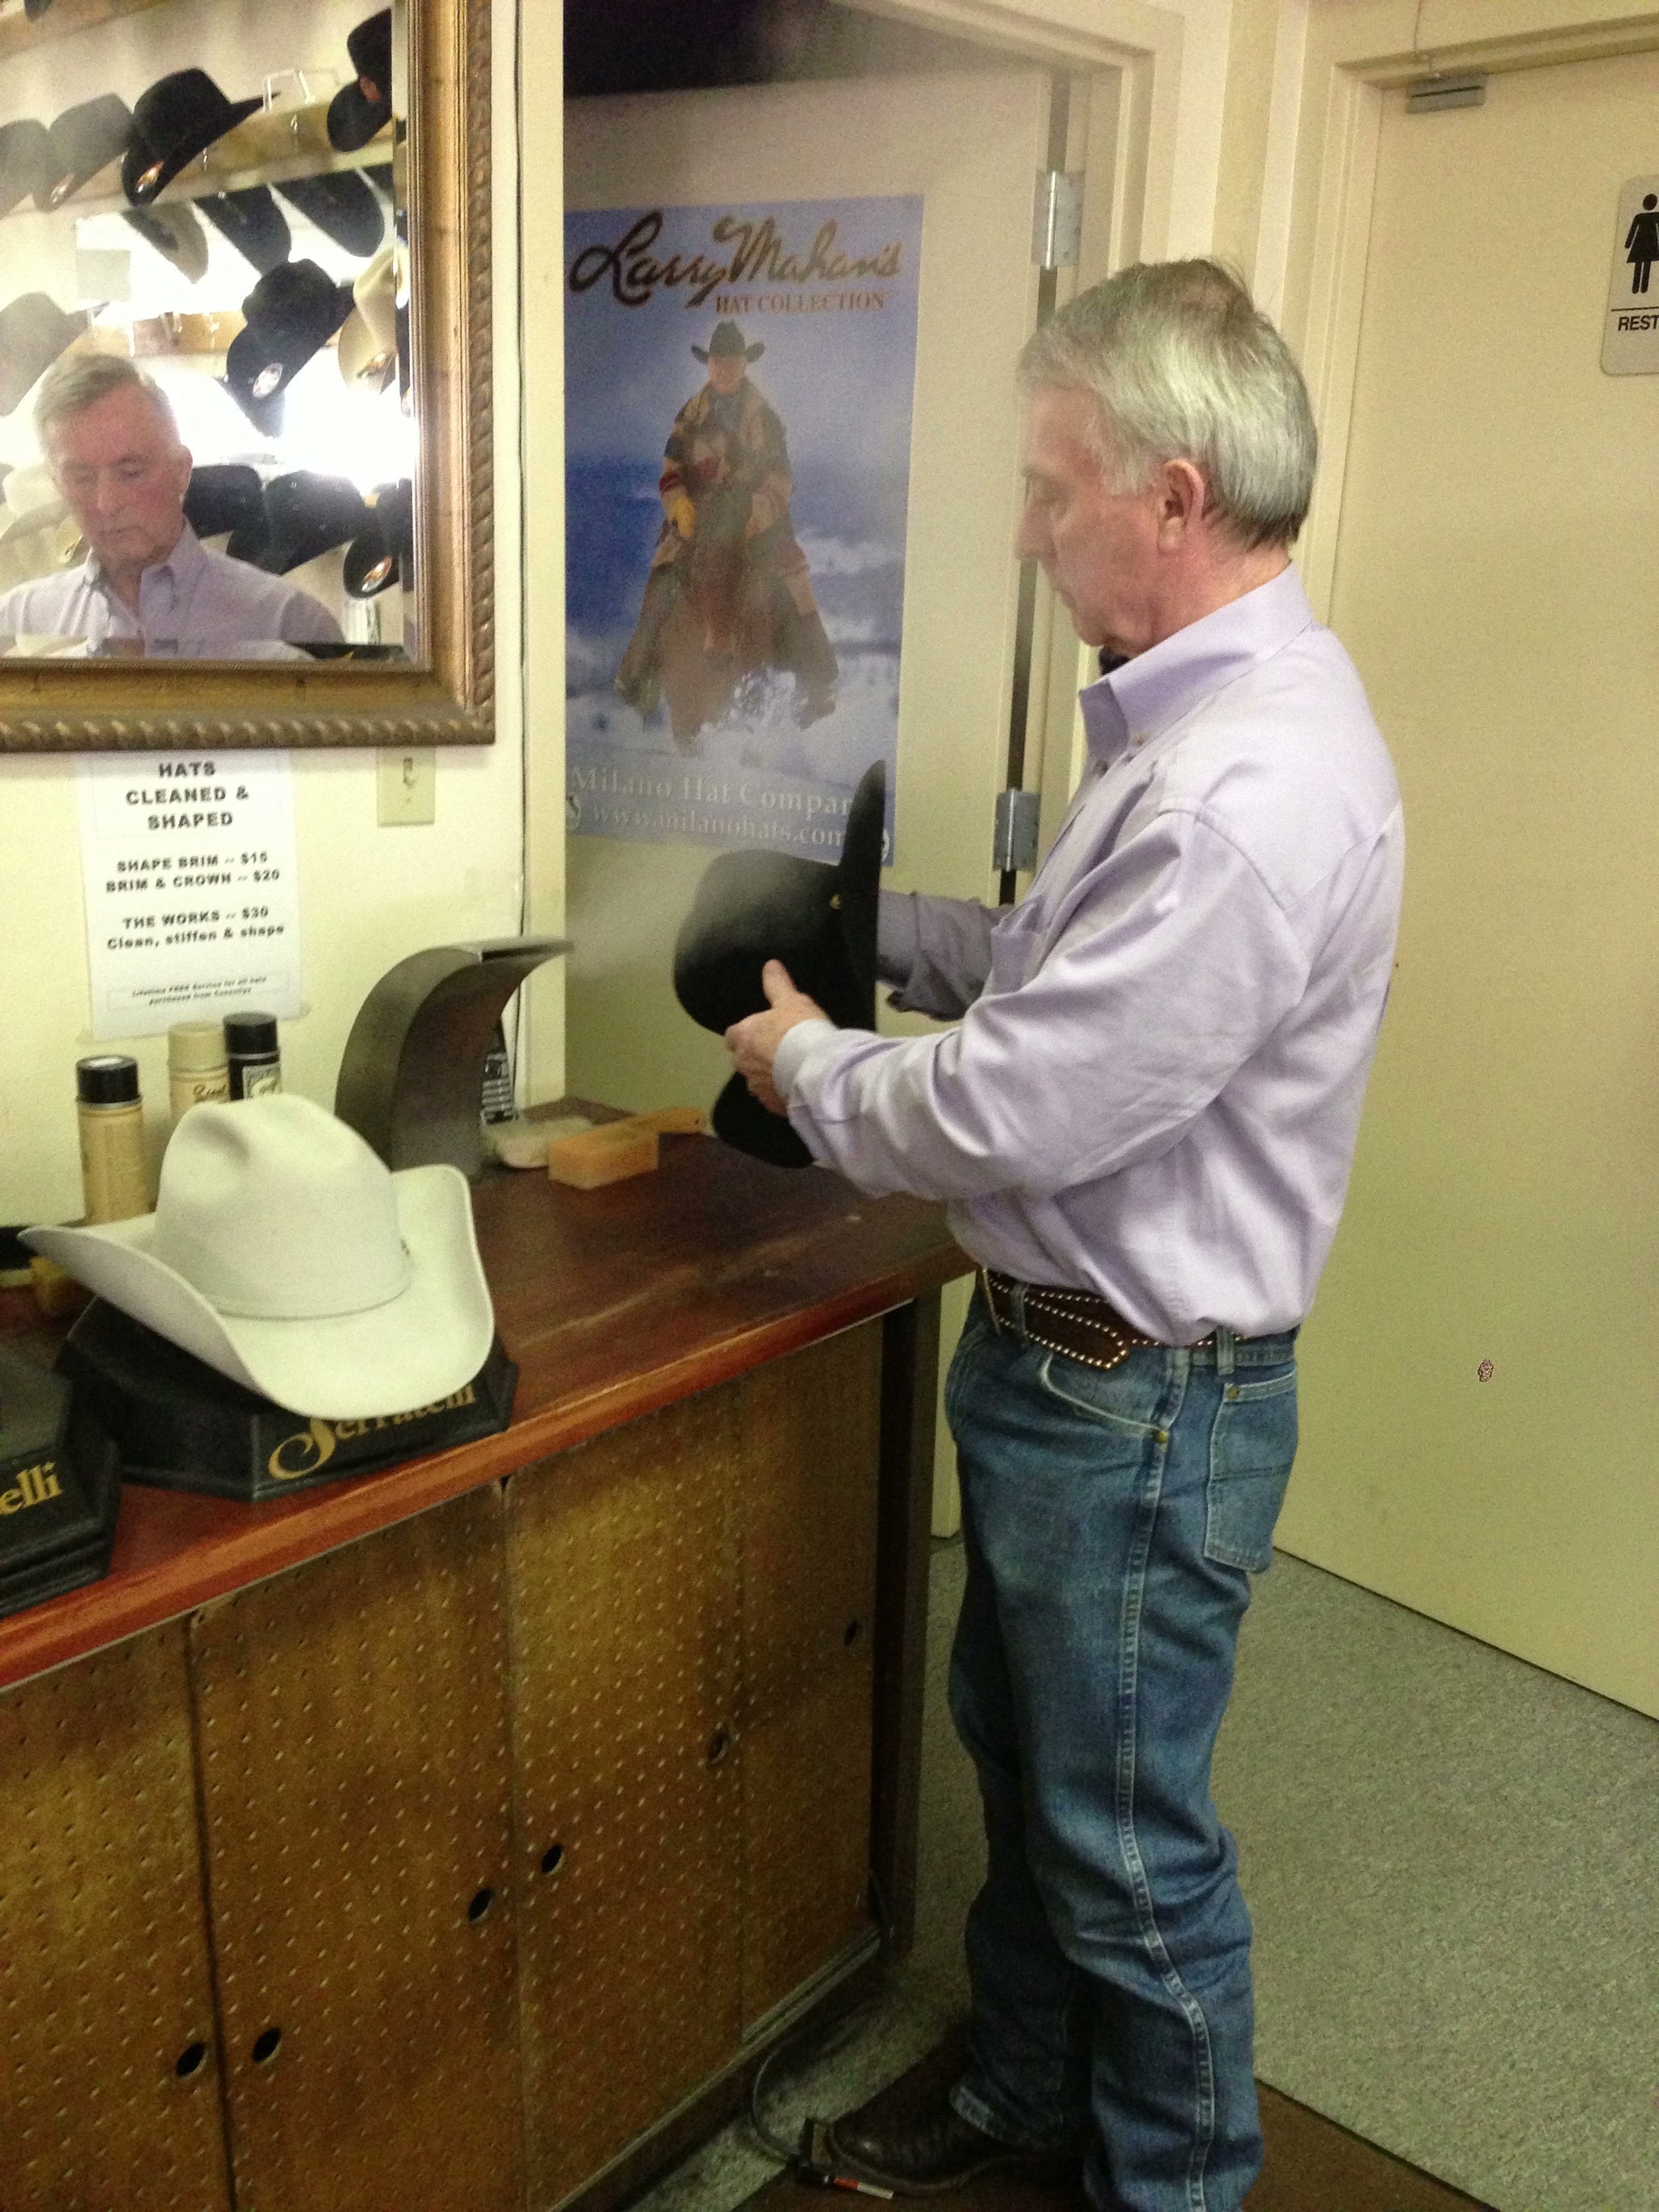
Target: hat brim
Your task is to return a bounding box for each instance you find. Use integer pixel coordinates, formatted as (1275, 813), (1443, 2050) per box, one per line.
(327, 82), (392, 154)
(24, 1164), (493, 1418)
(672, 759), (885, 1169)
(122, 96), (263, 204)
(710, 1074), (813, 1170)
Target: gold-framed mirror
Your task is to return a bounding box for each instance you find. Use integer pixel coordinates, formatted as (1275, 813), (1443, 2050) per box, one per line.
(0, 0), (490, 750)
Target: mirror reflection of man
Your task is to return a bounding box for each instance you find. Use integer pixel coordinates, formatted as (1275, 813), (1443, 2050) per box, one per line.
(0, 356), (342, 656)
(616, 319), (838, 726)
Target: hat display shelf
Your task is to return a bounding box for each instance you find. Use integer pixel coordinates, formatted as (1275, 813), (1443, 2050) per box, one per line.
(0, 0), (493, 755)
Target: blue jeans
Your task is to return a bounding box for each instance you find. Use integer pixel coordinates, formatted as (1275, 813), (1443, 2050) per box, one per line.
(942, 1289), (1299, 2212)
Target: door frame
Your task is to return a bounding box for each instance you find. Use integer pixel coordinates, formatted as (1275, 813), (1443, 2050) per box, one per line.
(1279, 0), (1659, 617)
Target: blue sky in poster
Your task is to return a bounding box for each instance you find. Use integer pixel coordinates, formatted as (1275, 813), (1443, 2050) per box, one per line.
(564, 195), (923, 859)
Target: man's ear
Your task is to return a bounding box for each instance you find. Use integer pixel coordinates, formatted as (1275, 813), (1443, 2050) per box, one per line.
(1156, 458), (1209, 545)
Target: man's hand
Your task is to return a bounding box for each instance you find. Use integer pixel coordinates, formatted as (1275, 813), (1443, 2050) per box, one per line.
(724, 960), (825, 1117)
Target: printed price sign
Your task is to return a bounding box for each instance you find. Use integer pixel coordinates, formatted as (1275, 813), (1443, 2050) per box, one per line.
(76, 752), (302, 1040)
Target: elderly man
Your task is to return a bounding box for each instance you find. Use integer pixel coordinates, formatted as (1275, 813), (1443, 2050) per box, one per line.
(0, 355), (340, 656)
(727, 262), (1403, 2212)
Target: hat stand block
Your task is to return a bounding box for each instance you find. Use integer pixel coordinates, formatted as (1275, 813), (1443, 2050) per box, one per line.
(334, 937), (571, 1178)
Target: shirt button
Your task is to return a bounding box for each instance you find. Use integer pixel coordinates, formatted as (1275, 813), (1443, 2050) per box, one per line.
(1130, 731), (1148, 749)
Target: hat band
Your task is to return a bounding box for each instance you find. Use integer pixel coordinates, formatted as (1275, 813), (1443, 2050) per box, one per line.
(192, 1239), (412, 1322)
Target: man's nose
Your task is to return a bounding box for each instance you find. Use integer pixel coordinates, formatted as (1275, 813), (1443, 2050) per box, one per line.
(1013, 500), (1047, 561)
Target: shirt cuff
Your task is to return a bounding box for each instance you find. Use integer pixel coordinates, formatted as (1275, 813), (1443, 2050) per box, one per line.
(771, 1016), (838, 1104)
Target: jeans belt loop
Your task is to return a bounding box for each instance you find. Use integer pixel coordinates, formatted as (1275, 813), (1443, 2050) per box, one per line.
(1216, 1323), (1235, 1378)
(1008, 1277), (1028, 1336)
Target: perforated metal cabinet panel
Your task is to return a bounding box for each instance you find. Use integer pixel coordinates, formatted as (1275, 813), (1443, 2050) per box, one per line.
(0, 1624), (231, 2212)
(506, 1382), (746, 2212)
(189, 1484), (522, 2212)
(738, 1323), (881, 2024)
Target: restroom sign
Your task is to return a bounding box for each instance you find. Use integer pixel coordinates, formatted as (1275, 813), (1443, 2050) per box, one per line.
(1603, 176), (1659, 373)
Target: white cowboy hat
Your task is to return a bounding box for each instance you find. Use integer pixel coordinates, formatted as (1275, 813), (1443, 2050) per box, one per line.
(25, 1094), (494, 1418)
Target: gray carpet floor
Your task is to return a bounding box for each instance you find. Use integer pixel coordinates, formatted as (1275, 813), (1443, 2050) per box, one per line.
(634, 1543), (1658, 2212)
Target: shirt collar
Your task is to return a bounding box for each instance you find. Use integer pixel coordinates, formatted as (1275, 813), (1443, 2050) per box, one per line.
(84, 519), (203, 593)
(1077, 563), (1317, 770)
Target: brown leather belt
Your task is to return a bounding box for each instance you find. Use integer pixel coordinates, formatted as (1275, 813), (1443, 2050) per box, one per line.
(980, 1267), (1215, 1374)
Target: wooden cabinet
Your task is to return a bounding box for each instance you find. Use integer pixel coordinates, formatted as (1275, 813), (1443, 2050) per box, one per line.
(0, 1140), (961, 2211)
(189, 1485), (522, 2212)
(0, 1319), (920, 2212)
(0, 1626), (230, 2212)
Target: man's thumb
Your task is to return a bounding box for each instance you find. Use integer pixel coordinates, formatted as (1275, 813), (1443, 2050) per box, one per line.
(761, 959), (795, 1005)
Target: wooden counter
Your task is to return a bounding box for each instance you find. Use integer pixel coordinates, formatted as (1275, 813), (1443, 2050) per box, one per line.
(0, 1132), (969, 2212)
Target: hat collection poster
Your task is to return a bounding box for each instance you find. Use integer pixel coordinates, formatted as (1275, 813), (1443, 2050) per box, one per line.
(564, 195), (923, 861)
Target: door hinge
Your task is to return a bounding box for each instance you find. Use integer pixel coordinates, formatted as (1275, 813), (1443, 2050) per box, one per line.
(1032, 169), (1083, 270)
(992, 789), (1041, 874)
(1405, 74), (1486, 113)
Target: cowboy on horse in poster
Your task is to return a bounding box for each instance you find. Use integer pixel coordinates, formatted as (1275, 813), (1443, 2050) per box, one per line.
(615, 319), (839, 743)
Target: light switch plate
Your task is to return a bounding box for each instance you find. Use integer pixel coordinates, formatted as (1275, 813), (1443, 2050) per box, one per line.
(377, 747), (436, 825)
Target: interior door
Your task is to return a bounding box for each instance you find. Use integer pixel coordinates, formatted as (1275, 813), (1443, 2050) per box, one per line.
(561, 68), (1052, 1114)
(1280, 49), (1659, 1716)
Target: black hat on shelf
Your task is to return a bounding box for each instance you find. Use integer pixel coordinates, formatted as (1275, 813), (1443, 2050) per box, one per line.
(194, 186), (290, 275)
(251, 471), (369, 573)
(343, 478), (412, 597)
(183, 462), (263, 542)
(672, 761), (885, 1169)
(0, 293), (88, 417)
(231, 257), (353, 410)
(0, 120), (52, 220)
(365, 160), (394, 198)
(123, 203), (210, 283)
(40, 96), (133, 211)
(275, 170), (384, 258)
(327, 9), (394, 153)
(221, 330), (286, 439)
(123, 70), (262, 206)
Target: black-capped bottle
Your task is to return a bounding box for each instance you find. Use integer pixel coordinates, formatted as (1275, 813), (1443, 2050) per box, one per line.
(224, 1012), (283, 1100)
(76, 1055), (151, 1223)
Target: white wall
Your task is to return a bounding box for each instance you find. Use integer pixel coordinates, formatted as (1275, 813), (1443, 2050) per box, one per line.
(0, 0), (543, 1226)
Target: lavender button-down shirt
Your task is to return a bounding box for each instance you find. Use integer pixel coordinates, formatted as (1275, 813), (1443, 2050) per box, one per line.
(0, 523), (343, 658)
(772, 565), (1404, 1343)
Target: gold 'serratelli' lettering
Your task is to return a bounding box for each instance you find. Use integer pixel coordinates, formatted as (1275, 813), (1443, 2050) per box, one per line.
(264, 1385), (479, 1481)
(0, 1461), (64, 1515)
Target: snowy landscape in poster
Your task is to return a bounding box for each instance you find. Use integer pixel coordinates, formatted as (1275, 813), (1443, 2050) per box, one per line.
(565, 194), (923, 862)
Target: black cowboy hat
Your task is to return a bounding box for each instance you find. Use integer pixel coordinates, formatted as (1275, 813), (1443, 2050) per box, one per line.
(249, 471), (369, 574)
(275, 171), (384, 259)
(327, 10), (394, 153)
(343, 478), (412, 597)
(194, 186), (290, 275)
(40, 96), (133, 211)
(124, 71), (261, 206)
(183, 462), (263, 542)
(692, 318), (764, 364)
(225, 258), (353, 426)
(673, 761), (885, 1169)
(123, 204), (209, 283)
(0, 293), (87, 417)
(0, 121), (52, 220)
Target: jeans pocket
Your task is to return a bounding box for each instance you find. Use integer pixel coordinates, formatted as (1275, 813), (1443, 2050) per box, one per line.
(1032, 1346), (1166, 1438)
(1205, 1366), (1298, 1573)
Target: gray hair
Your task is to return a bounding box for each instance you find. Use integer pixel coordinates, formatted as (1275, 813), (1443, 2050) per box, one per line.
(34, 353), (181, 450)
(1017, 260), (1316, 549)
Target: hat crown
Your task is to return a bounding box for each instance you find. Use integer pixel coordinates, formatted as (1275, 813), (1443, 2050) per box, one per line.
(706, 320), (749, 357)
(149, 1096), (411, 1322)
